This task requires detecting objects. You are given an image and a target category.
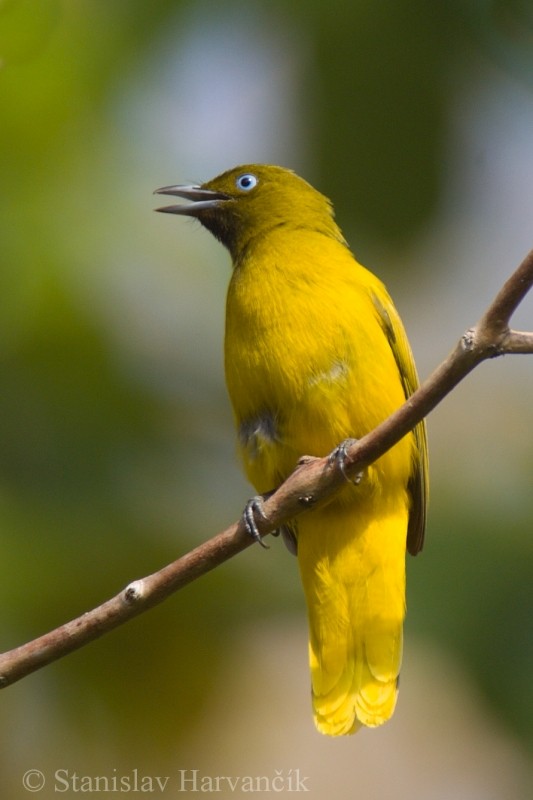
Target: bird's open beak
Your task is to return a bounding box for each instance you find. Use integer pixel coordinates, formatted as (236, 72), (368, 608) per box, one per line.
(154, 184), (230, 215)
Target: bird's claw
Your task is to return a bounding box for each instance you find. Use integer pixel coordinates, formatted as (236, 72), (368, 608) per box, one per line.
(243, 496), (270, 549)
(329, 438), (363, 484)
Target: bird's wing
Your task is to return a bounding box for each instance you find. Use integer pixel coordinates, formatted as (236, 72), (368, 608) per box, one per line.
(371, 290), (428, 555)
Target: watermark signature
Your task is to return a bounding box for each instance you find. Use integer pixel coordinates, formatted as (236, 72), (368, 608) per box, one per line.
(22, 767), (310, 793)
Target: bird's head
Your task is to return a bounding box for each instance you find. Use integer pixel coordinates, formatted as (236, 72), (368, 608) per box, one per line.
(155, 164), (343, 260)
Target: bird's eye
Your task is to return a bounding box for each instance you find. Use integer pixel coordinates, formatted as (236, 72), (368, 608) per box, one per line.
(236, 173), (258, 192)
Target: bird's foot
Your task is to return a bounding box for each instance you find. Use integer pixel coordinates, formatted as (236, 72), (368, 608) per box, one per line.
(242, 495), (270, 549)
(329, 438), (363, 485)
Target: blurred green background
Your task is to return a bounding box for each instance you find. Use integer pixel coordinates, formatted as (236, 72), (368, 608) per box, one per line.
(1, 1), (532, 797)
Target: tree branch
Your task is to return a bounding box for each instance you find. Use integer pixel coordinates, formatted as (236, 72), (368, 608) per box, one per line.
(1, 249), (532, 689)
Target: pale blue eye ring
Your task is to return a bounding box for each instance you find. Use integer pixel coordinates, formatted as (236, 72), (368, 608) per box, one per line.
(236, 173), (258, 191)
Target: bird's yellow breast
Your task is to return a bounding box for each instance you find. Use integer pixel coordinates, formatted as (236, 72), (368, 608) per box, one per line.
(224, 226), (414, 495)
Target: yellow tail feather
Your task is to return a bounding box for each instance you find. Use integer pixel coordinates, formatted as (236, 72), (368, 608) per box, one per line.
(297, 502), (407, 736)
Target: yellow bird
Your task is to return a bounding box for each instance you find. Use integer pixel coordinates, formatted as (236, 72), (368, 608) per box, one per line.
(156, 165), (428, 736)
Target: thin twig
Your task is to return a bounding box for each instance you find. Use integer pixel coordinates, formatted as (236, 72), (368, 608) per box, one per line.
(1, 249), (532, 688)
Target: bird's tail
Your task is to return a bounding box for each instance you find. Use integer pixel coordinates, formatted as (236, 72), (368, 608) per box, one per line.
(297, 501), (407, 736)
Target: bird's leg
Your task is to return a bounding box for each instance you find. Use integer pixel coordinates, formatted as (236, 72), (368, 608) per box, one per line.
(329, 438), (363, 485)
(242, 495), (271, 549)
